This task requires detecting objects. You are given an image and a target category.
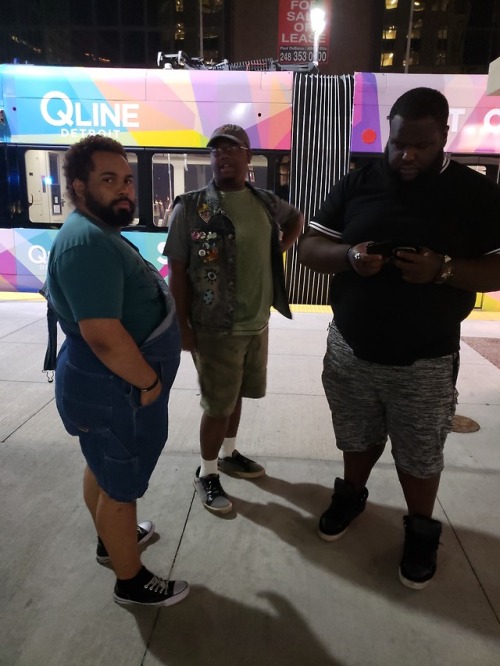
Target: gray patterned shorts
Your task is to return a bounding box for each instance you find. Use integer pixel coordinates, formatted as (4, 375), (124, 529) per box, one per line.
(322, 321), (458, 478)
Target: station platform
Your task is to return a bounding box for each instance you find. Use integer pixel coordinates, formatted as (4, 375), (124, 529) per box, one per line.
(1, 297), (499, 665)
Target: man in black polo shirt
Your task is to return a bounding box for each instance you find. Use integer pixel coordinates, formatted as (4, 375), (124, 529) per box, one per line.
(298, 87), (500, 589)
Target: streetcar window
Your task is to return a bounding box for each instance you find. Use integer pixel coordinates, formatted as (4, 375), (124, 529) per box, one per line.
(25, 149), (68, 225)
(151, 152), (269, 228)
(125, 152), (140, 225)
(24, 149), (139, 225)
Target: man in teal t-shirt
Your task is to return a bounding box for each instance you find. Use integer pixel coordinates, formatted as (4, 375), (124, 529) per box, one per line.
(47, 135), (189, 608)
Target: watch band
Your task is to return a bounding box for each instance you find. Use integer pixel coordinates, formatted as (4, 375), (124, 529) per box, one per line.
(434, 255), (454, 284)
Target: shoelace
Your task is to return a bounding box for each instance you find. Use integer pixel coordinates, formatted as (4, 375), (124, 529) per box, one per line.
(99, 526), (147, 553)
(222, 452), (250, 468)
(144, 575), (169, 594)
(202, 476), (225, 501)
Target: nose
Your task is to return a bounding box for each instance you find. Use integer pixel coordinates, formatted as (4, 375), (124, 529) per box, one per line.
(402, 147), (415, 161)
(118, 180), (134, 196)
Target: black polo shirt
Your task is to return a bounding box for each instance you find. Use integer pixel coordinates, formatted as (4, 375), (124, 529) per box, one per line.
(309, 158), (500, 364)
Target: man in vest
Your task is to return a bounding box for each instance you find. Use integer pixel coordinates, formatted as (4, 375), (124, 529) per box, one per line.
(164, 124), (303, 514)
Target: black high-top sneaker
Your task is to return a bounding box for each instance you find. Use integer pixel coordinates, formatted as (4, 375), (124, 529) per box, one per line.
(399, 514), (442, 590)
(318, 477), (369, 542)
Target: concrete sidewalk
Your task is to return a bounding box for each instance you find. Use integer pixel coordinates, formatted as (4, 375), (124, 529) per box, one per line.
(1, 299), (499, 666)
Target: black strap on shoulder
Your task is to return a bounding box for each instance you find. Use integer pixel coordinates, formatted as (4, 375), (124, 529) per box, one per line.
(39, 280), (57, 381)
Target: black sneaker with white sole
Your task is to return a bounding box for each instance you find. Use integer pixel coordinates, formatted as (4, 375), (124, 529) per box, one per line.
(399, 514), (442, 590)
(318, 477), (368, 542)
(96, 520), (155, 564)
(194, 467), (232, 514)
(114, 566), (189, 607)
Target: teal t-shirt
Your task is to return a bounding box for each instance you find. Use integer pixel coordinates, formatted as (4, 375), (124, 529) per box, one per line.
(47, 211), (165, 345)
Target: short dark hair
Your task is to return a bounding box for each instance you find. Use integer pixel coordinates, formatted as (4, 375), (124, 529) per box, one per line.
(388, 87), (449, 129)
(63, 135), (128, 205)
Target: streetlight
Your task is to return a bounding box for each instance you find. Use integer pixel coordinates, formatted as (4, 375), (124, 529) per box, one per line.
(310, 6), (326, 68)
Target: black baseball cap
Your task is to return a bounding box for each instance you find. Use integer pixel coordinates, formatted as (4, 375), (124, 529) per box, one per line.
(207, 124), (251, 149)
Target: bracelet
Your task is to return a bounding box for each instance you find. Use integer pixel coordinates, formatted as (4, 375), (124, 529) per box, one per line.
(346, 246), (354, 269)
(138, 374), (160, 392)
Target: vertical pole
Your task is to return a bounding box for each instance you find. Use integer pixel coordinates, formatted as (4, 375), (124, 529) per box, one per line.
(199, 0), (204, 58)
(310, 7), (326, 69)
(404, 0), (414, 73)
(313, 32), (320, 66)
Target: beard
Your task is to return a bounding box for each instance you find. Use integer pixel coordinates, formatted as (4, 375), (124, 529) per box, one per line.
(84, 191), (136, 228)
(383, 146), (444, 181)
(382, 146), (445, 194)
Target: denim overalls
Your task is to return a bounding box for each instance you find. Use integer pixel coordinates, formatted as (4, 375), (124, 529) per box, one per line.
(55, 265), (181, 503)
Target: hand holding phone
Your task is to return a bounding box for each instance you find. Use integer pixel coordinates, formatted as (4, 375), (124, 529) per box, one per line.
(365, 240), (396, 258)
(366, 241), (420, 259)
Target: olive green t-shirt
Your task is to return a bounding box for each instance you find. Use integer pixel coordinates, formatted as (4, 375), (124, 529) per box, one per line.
(220, 189), (273, 333)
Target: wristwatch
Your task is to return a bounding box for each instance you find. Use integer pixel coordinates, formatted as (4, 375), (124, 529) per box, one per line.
(434, 255), (454, 284)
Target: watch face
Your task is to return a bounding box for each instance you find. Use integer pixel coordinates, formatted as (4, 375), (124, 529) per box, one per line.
(434, 255), (453, 284)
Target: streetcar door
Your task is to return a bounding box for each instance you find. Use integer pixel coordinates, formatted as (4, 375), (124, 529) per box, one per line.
(25, 150), (69, 224)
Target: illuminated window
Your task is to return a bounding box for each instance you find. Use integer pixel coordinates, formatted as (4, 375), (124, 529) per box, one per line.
(385, 0), (398, 8)
(381, 52), (394, 67)
(436, 52), (447, 65)
(176, 0), (184, 11)
(383, 27), (397, 40)
(437, 27), (448, 38)
(10, 33), (42, 54)
(175, 23), (185, 40)
(413, 1), (425, 11)
(202, 0), (224, 12)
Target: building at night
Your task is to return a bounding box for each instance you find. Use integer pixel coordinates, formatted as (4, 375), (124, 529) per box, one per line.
(381, 0), (500, 74)
(1, 0), (226, 69)
(2, 1), (500, 75)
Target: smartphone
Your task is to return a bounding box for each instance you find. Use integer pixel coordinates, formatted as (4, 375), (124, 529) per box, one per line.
(366, 241), (420, 258)
(393, 245), (420, 258)
(365, 240), (397, 257)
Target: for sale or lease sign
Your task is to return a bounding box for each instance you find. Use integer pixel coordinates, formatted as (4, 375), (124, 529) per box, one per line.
(278, 0), (331, 65)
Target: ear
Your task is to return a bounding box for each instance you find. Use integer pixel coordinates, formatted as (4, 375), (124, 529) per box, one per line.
(442, 124), (449, 142)
(73, 178), (86, 199)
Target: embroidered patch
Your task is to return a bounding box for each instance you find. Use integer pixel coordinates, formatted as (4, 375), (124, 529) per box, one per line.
(205, 269), (218, 284)
(204, 248), (219, 262)
(198, 203), (212, 223)
(203, 289), (215, 305)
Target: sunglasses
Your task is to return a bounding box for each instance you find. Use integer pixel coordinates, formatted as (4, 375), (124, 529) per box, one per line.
(208, 145), (249, 156)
